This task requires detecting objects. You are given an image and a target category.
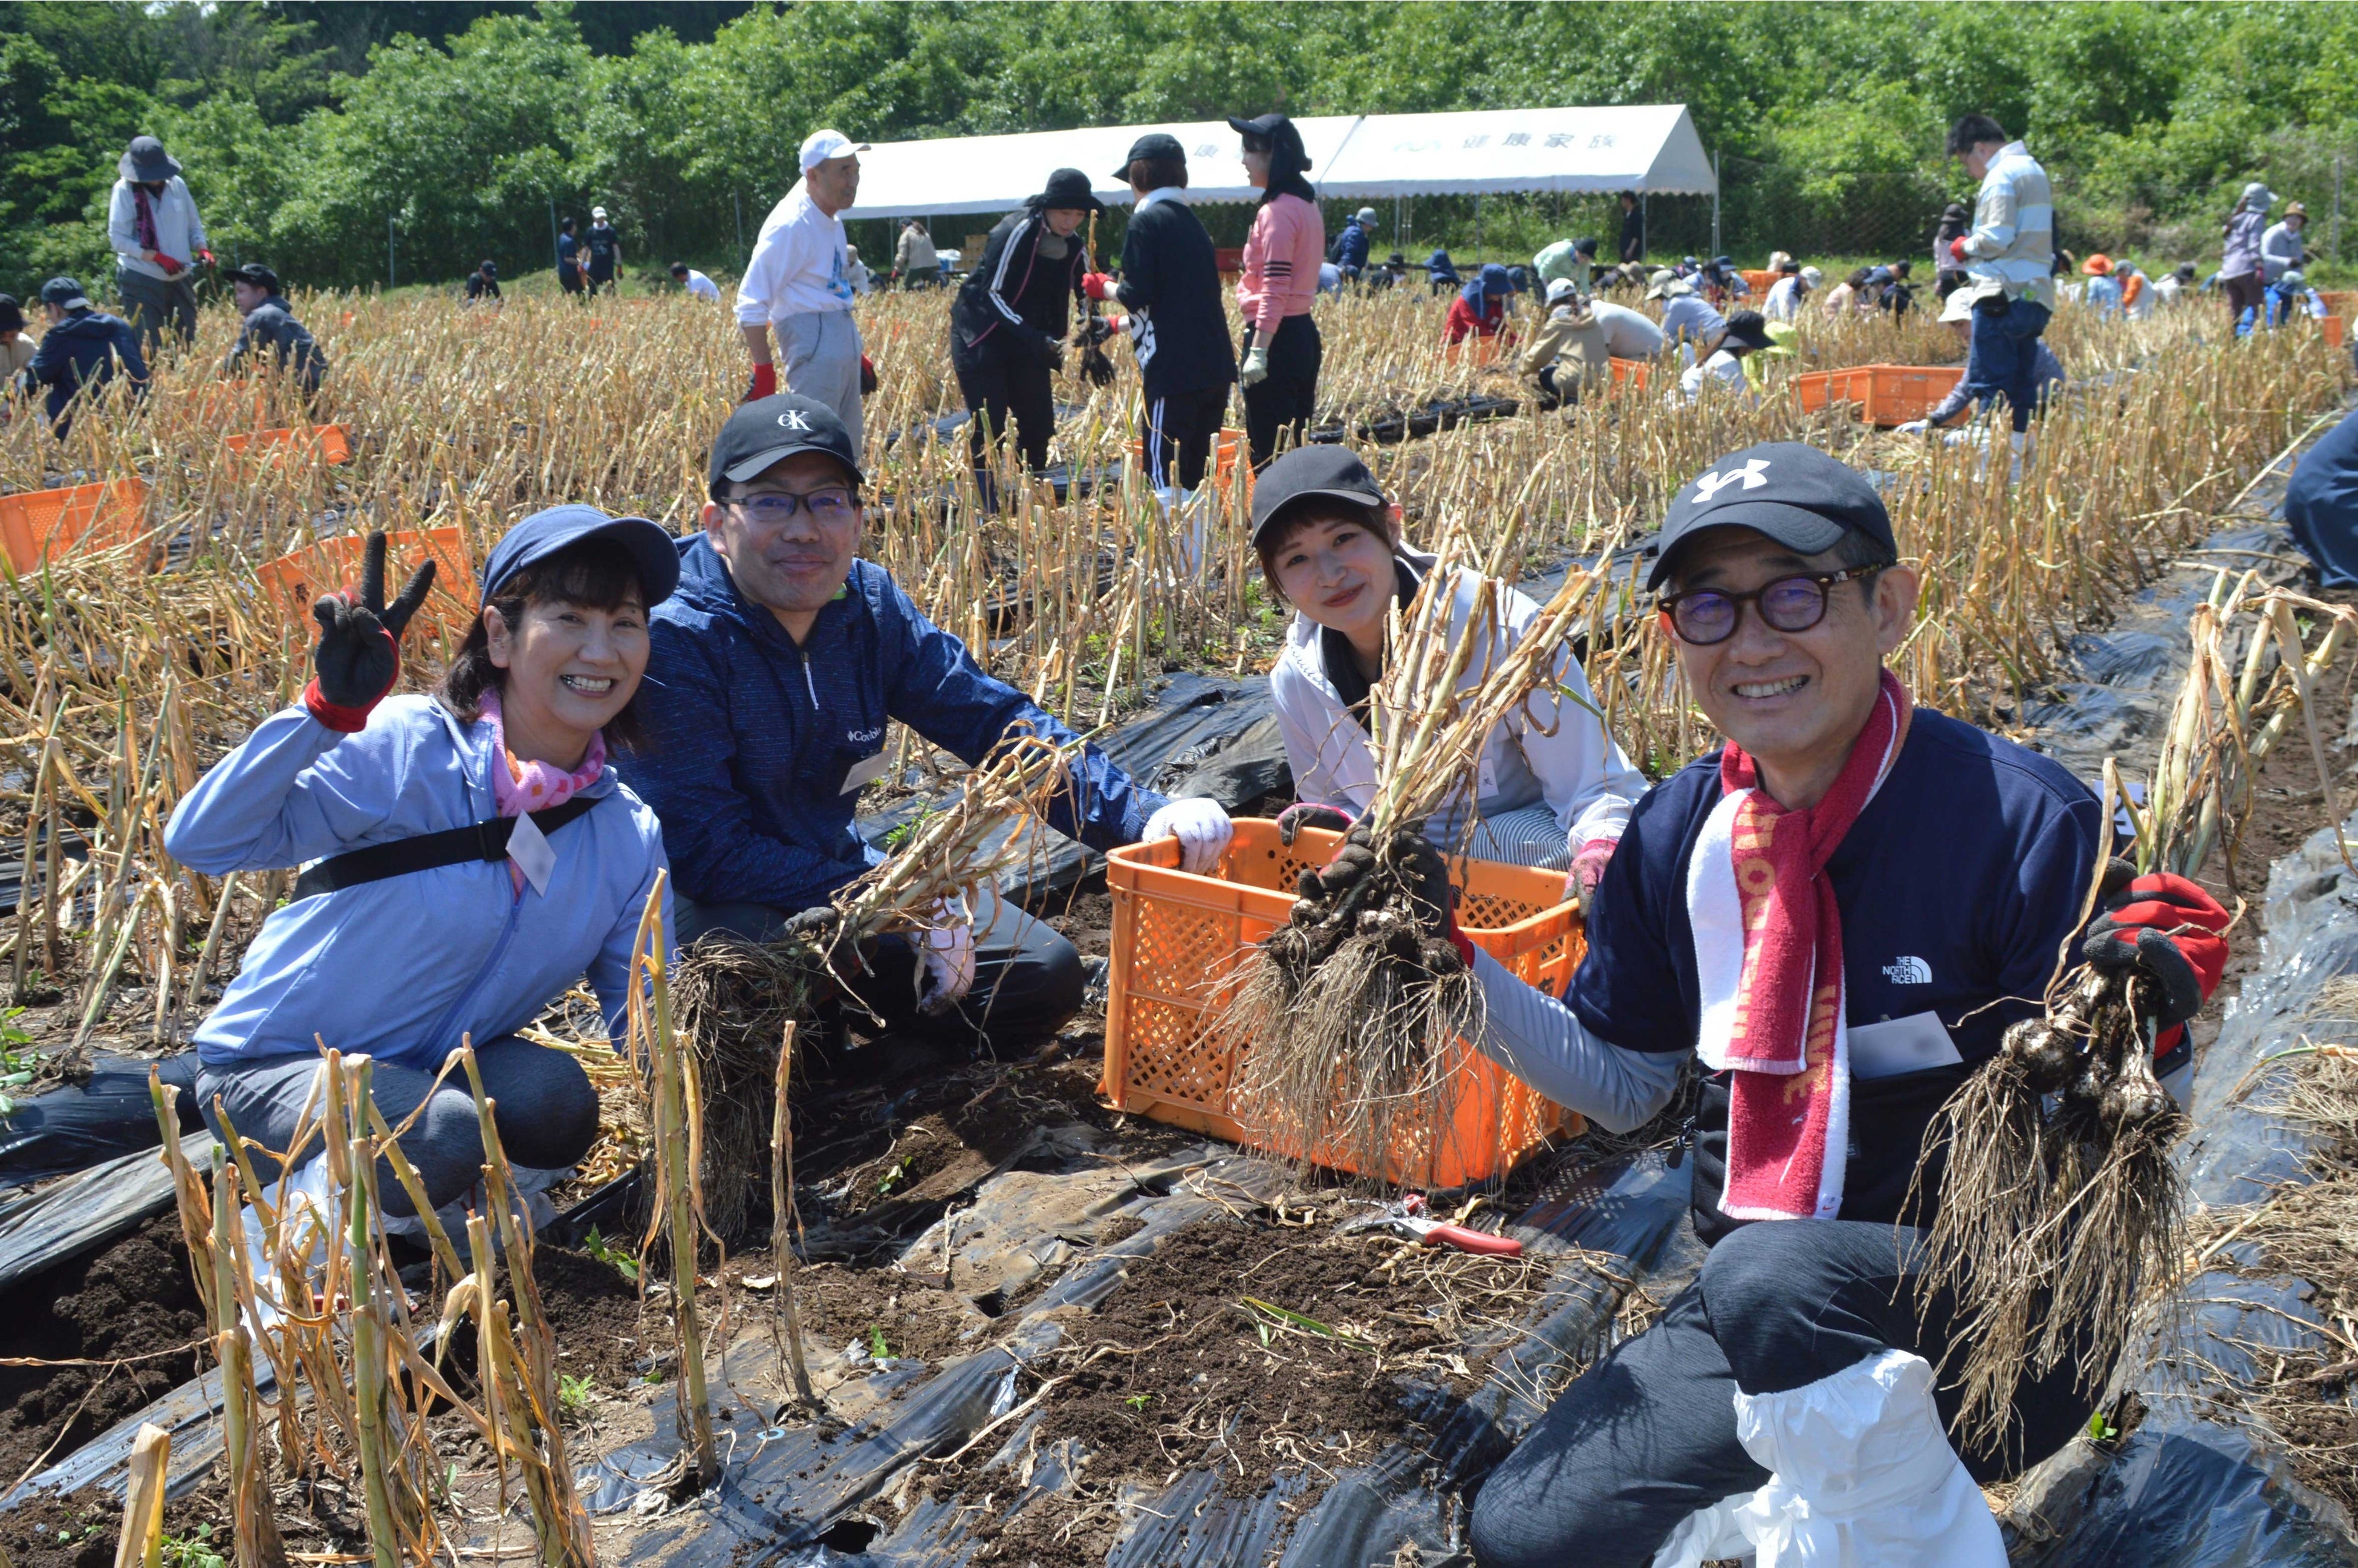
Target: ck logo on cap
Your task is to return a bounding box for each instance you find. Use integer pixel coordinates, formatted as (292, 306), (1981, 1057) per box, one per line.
(1693, 458), (1771, 502)
(776, 409), (812, 432)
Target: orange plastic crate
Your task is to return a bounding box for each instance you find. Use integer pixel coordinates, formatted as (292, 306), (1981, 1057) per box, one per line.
(0, 479), (148, 573)
(1740, 268), (1779, 296)
(1791, 363), (1963, 427)
(1125, 427), (1252, 496)
(1444, 332), (1505, 366)
(1102, 818), (1584, 1188)
(226, 423), (352, 465)
(256, 526), (479, 652)
(1609, 356), (1651, 391)
(2322, 315), (2347, 348)
(2317, 291), (2357, 321)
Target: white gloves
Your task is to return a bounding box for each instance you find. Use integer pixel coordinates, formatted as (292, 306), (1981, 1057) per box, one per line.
(916, 895), (976, 1015)
(1892, 418), (1932, 436)
(1239, 343), (1270, 386)
(1142, 797), (1234, 876)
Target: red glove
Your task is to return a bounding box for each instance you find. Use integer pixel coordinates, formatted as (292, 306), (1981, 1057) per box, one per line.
(197, 248), (215, 267)
(744, 361), (778, 402)
(859, 353), (877, 397)
(1082, 271), (1117, 302)
(1948, 236), (1968, 265)
(154, 252), (184, 277)
(2082, 866), (2230, 1057)
(1105, 314), (1128, 334)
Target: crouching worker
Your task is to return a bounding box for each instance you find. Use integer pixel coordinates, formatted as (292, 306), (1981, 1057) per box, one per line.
(1419, 444), (2227, 1566)
(165, 511), (679, 1238)
(1518, 279), (1610, 410)
(617, 395), (1233, 1059)
(1253, 447), (1643, 898)
(222, 263), (328, 395)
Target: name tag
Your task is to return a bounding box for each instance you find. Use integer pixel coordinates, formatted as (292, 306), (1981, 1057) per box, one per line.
(507, 810), (556, 896)
(1848, 1011), (1961, 1080)
(840, 752), (889, 795)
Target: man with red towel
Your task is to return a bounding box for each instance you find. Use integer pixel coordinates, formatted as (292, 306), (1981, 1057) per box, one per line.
(1398, 443), (2230, 1564)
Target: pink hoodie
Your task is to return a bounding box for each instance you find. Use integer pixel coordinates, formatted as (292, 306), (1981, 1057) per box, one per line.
(1236, 192), (1323, 335)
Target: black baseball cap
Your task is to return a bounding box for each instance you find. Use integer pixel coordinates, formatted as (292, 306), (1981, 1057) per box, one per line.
(708, 394), (863, 496)
(1649, 442), (1896, 590)
(226, 262), (279, 293)
(1112, 132), (1186, 180)
(481, 505), (681, 605)
(1249, 445), (1387, 548)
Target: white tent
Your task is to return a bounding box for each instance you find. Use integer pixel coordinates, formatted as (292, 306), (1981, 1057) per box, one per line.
(840, 105), (1713, 221)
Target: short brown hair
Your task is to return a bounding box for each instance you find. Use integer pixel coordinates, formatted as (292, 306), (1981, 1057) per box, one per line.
(1129, 156), (1187, 191)
(437, 535), (652, 752)
(1253, 500), (1396, 605)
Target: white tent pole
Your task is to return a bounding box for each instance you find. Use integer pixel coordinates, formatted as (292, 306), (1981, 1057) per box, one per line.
(1712, 151), (1721, 258)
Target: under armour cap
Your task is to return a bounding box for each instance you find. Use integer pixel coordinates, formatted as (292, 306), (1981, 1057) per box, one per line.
(1648, 442), (1896, 589)
(708, 394), (863, 496)
(1111, 132), (1186, 180)
(799, 129), (868, 172)
(481, 505), (681, 606)
(1249, 445), (1388, 548)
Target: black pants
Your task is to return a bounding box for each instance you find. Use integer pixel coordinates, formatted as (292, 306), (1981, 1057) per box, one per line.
(1534, 363), (1579, 412)
(586, 270), (614, 297)
(1239, 314), (1321, 469)
(559, 267), (584, 296)
(672, 889), (1084, 1057)
(1467, 1218), (2103, 1568)
(955, 349), (1056, 509)
(1140, 383), (1229, 493)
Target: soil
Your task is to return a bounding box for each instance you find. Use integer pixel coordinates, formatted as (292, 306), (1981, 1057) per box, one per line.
(528, 1243), (655, 1390)
(0, 1215), (207, 1492)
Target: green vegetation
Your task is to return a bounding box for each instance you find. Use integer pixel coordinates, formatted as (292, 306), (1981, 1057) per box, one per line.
(580, 1223), (639, 1282)
(557, 1370), (595, 1419)
(2, 2), (2354, 296)
(159, 1522), (227, 1568)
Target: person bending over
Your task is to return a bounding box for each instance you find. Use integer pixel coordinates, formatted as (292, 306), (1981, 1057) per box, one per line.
(1253, 446), (1642, 896)
(222, 263), (328, 395)
(1418, 444), (2227, 1565)
(1444, 264), (1519, 345)
(1519, 279), (1611, 410)
(28, 276), (145, 439)
(617, 395), (1232, 1060)
(167, 510), (679, 1241)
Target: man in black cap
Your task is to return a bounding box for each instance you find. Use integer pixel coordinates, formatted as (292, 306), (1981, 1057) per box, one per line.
(1397, 442), (2229, 1565)
(1083, 134), (1236, 542)
(951, 168), (1102, 510)
(222, 264), (328, 395)
(106, 134), (210, 356)
(28, 276), (146, 437)
(617, 394), (1234, 1061)
(466, 261), (501, 305)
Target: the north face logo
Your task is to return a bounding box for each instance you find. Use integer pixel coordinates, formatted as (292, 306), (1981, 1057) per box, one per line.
(1693, 458), (1770, 502)
(776, 409), (812, 432)
(1883, 956), (1932, 985)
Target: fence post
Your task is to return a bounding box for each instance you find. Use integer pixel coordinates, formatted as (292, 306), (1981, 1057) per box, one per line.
(388, 213), (396, 290)
(1712, 151), (1722, 258)
(735, 191), (745, 270)
(2335, 154), (2345, 264)
(548, 195), (560, 274)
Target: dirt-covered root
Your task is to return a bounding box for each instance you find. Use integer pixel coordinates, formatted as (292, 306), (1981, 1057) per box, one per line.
(671, 931), (825, 1239)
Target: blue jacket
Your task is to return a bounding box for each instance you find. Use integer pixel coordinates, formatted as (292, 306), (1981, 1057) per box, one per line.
(166, 697), (669, 1071)
(1334, 220), (1371, 273)
(619, 537), (1163, 912)
(29, 309), (146, 429)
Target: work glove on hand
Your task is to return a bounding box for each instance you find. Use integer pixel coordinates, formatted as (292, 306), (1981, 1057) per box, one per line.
(1892, 418), (1932, 436)
(1141, 797), (1234, 876)
(915, 896), (977, 1016)
(197, 248), (215, 268)
(1318, 821), (1475, 967)
(308, 531), (436, 733)
(1275, 802), (1355, 846)
(1948, 236), (1969, 265)
(1239, 343), (1270, 387)
(1566, 837), (1617, 906)
(154, 252), (185, 277)
(1082, 271), (1117, 302)
(2082, 860), (2230, 1054)
(1036, 333), (1066, 372)
(745, 361), (779, 402)
(859, 353), (878, 397)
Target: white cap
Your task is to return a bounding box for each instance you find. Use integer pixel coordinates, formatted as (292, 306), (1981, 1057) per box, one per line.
(591, 205), (608, 219)
(1940, 285), (1975, 323)
(1800, 265), (1822, 287)
(1355, 207), (1377, 223)
(1544, 277), (1580, 306)
(800, 129), (869, 172)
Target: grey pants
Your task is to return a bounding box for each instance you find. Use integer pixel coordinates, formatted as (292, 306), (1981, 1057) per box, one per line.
(1457, 803), (1574, 871)
(778, 308), (865, 458)
(117, 267), (198, 356)
(193, 1036), (600, 1217)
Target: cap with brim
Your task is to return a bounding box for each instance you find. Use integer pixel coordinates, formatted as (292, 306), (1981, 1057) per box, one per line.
(39, 277), (89, 310)
(708, 394), (863, 495)
(1649, 441), (1895, 590)
(481, 505), (681, 606)
(800, 129), (869, 172)
(227, 263), (279, 292)
(1939, 286), (1975, 324)
(119, 135), (180, 183)
(1112, 132), (1186, 180)
(1720, 312), (1773, 351)
(1248, 445), (1388, 548)
(1355, 207), (1377, 222)
(1031, 168), (1104, 213)
(1544, 277), (1580, 306)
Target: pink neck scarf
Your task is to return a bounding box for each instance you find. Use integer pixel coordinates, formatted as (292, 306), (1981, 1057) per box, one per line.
(1686, 670), (1912, 1222)
(479, 688), (605, 818)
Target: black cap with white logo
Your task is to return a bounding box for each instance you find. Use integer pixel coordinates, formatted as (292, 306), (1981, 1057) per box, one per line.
(1648, 441), (1895, 589)
(1248, 445), (1387, 548)
(707, 394), (863, 497)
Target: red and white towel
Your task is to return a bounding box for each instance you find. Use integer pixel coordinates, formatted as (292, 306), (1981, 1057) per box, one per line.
(1686, 672), (1913, 1221)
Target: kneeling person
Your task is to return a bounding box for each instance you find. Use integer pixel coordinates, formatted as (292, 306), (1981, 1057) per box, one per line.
(1457, 444), (2226, 1564)
(620, 395), (1232, 1057)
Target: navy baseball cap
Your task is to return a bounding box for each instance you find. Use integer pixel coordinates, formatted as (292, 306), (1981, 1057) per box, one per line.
(1648, 442), (1896, 590)
(707, 394), (863, 496)
(481, 505), (681, 605)
(1112, 132), (1186, 180)
(1249, 445), (1387, 548)
(40, 277), (89, 309)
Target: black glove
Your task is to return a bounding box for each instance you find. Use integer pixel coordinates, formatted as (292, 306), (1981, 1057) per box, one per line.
(1276, 802), (1356, 846)
(1038, 332), (1065, 372)
(306, 531), (434, 731)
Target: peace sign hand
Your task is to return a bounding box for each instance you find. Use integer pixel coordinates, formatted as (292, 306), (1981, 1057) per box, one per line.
(305, 531), (437, 733)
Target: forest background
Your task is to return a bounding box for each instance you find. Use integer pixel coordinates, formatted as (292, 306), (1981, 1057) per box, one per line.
(3, 0), (2356, 297)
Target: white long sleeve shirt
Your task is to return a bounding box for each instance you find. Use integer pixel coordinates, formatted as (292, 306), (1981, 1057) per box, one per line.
(1678, 348), (1749, 401)
(1588, 300), (1666, 358)
(1470, 948), (1681, 1133)
(1268, 552), (1645, 855)
(106, 177), (208, 281)
(735, 188), (855, 326)
(1959, 141), (2054, 310)
(2259, 221), (2306, 283)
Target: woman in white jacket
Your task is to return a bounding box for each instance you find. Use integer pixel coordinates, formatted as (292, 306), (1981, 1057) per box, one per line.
(1251, 445), (1646, 896)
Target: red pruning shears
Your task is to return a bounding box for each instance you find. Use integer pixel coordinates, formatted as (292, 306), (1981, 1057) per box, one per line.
(1339, 1194), (1524, 1257)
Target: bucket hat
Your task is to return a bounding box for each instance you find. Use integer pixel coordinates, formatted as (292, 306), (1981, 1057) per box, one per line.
(119, 136), (180, 183)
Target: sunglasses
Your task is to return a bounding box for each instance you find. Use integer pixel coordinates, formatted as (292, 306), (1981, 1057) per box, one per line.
(1656, 567), (1883, 646)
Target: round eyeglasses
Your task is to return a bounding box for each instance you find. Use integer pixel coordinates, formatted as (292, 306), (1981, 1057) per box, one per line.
(1656, 567), (1882, 646)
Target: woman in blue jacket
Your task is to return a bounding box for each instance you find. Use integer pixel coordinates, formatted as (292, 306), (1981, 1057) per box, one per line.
(166, 508), (678, 1220)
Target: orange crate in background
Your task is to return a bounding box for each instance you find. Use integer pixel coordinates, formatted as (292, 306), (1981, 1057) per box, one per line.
(226, 423), (352, 465)
(256, 526), (479, 652)
(0, 479), (148, 573)
(1102, 818), (1584, 1188)
(2317, 291), (2357, 320)
(1740, 268), (1779, 296)
(2322, 316), (2347, 348)
(1125, 427), (1252, 497)
(1791, 363), (1963, 427)
(1609, 357), (1651, 391)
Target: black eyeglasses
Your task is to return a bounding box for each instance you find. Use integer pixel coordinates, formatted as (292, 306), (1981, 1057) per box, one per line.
(731, 490), (857, 525)
(1656, 568), (1883, 646)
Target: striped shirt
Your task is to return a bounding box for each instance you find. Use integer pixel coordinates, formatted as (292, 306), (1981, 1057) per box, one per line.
(1236, 192), (1322, 335)
(1960, 141), (2054, 310)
